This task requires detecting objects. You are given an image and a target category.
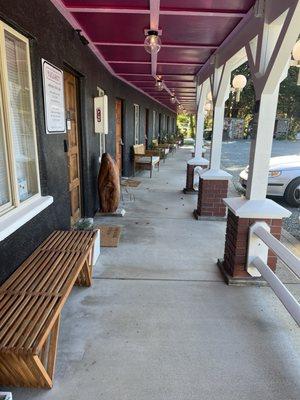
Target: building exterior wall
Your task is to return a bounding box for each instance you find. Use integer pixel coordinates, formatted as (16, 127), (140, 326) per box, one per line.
(0, 0), (176, 283)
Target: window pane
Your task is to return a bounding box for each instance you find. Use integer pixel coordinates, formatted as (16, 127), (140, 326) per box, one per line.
(0, 95), (10, 207)
(5, 31), (38, 202)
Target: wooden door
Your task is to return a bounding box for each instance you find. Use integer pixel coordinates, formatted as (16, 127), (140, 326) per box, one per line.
(64, 71), (81, 226)
(115, 99), (123, 174)
(145, 108), (149, 148)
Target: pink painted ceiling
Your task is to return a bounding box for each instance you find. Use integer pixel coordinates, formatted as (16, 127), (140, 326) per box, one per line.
(57, 0), (255, 113)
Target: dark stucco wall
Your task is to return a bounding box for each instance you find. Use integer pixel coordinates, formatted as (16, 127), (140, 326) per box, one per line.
(0, 0), (176, 283)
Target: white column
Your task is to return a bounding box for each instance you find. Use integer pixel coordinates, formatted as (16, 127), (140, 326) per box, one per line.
(201, 65), (232, 180)
(224, 1), (298, 219)
(188, 81), (209, 166)
(209, 105), (225, 171)
(246, 88), (280, 200)
(194, 105), (205, 158)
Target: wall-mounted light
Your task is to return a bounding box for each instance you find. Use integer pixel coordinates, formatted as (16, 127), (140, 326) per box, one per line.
(170, 95), (176, 104)
(144, 30), (162, 54)
(75, 29), (89, 46)
(156, 78), (164, 91)
(291, 40), (300, 85)
(232, 74), (247, 102)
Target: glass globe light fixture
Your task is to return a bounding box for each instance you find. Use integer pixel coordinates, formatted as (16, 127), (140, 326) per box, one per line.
(292, 40), (300, 85)
(232, 74), (247, 102)
(170, 95), (176, 104)
(156, 79), (164, 91)
(144, 30), (162, 54)
(204, 102), (212, 112)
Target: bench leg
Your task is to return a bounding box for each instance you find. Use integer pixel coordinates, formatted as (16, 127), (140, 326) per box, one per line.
(0, 315), (61, 389)
(75, 253), (93, 287)
(46, 315), (60, 380)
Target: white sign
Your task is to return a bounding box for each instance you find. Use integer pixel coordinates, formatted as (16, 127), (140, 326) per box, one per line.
(94, 95), (108, 134)
(42, 59), (66, 134)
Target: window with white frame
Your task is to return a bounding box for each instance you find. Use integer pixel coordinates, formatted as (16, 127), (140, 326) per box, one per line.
(134, 104), (140, 144)
(0, 22), (40, 217)
(152, 110), (156, 138)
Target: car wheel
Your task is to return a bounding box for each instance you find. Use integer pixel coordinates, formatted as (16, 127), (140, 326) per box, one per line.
(284, 178), (300, 207)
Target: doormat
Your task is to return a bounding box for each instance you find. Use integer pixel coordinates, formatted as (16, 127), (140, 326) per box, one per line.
(121, 179), (141, 187)
(96, 225), (122, 247)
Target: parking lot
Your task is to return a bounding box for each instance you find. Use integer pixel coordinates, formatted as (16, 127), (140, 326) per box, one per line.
(221, 139), (300, 239)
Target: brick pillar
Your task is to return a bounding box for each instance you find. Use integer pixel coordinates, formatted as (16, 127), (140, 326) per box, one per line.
(194, 178), (228, 218)
(219, 209), (283, 283)
(183, 163), (207, 193)
(185, 164), (196, 192)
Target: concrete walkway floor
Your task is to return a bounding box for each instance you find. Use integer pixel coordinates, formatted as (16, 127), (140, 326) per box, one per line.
(6, 147), (300, 400)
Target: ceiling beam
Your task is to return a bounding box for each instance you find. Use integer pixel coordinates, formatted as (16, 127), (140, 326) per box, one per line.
(94, 42), (218, 49)
(128, 80), (195, 84)
(109, 60), (203, 66)
(66, 7), (246, 18)
(118, 73), (195, 77)
(150, 0), (160, 77)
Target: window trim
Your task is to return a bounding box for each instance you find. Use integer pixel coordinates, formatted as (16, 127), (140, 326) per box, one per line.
(133, 104), (140, 144)
(0, 21), (42, 217)
(0, 83), (13, 215)
(153, 110), (156, 138)
(0, 195), (53, 242)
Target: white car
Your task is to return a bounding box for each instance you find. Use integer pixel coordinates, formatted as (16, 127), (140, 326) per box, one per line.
(239, 155), (300, 207)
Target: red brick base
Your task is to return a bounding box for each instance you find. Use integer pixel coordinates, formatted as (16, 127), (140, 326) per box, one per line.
(194, 178), (228, 217)
(223, 209), (283, 279)
(184, 163), (207, 192)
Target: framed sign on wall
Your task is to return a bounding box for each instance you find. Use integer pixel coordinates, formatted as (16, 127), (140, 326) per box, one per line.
(94, 95), (108, 134)
(42, 59), (66, 134)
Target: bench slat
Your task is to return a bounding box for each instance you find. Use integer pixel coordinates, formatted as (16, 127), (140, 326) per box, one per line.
(39, 230), (95, 252)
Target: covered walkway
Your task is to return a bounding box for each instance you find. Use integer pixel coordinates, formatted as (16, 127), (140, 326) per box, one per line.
(10, 147), (300, 400)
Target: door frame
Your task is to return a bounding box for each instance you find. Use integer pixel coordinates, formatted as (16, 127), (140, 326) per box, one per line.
(115, 97), (124, 175)
(145, 108), (149, 148)
(63, 64), (85, 221)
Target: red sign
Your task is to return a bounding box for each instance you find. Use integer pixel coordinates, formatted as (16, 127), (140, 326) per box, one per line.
(96, 108), (101, 123)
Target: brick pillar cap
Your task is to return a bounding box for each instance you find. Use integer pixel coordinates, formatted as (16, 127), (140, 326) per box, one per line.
(223, 197), (291, 219)
(201, 169), (232, 180)
(187, 157), (209, 166)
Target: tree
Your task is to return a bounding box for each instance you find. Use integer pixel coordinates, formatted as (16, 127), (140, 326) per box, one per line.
(225, 62), (300, 137)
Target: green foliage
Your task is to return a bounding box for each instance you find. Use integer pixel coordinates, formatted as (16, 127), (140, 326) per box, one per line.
(225, 63), (300, 138)
(177, 113), (195, 138)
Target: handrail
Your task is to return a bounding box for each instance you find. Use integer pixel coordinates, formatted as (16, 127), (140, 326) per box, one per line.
(247, 222), (300, 326)
(252, 257), (300, 326)
(253, 224), (300, 278)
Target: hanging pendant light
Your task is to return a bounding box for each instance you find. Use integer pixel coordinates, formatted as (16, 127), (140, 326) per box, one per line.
(144, 30), (162, 54)
(232, 74), (247, 102)
(156, 78), (164, 91)
(170, 94), (176, 104)
(292, 40), (300, 85)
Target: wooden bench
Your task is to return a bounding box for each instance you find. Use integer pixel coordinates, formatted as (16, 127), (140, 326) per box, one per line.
(152, 139), (170, 161)
(0, 229), (99, 389)
(133, 144), (160, 178)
